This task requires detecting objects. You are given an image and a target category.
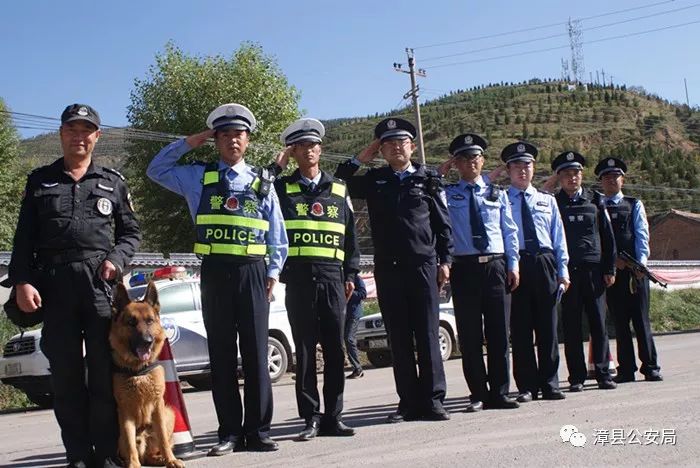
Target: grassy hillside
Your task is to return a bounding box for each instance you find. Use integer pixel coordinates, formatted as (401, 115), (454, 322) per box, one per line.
(322, 79), (700, 214)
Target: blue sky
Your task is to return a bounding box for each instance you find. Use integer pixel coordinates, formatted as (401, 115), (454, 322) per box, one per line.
(2, 0), (699, 138)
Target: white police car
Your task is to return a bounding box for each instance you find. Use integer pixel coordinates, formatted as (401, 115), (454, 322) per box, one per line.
(0, 267), (295, 408)
(356, 292), (458, 368)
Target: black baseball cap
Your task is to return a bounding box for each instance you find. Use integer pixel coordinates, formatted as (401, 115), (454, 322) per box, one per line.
(61, 104), (100, 129)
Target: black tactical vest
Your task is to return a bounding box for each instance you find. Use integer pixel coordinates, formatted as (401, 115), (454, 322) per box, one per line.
(556, 188), (603, 265)
(606, 196), (637, 258)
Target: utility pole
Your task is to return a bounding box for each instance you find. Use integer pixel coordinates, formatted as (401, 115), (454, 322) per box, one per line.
(393, 48), (427, 164)
(684, 78), (690, 107)
(601, 69), (606, 87)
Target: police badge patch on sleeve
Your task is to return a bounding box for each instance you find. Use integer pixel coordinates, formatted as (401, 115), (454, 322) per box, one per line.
(127, 192), (135, 212)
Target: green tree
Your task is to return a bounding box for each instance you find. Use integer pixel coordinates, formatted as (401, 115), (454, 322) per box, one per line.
(125, 42), (300, 252)
(0, 99), (25, 249)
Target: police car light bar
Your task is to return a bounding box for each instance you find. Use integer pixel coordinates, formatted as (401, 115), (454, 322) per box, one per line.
(152, 266), (187, 281)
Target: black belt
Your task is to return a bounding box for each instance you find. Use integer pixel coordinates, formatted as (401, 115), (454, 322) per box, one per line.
(453, 253), (504, 264)
(519, 248), (554, 257)
(38, 249), (105, 265)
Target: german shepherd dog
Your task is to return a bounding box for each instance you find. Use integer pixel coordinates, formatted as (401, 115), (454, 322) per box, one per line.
(110, 281), (185, 468)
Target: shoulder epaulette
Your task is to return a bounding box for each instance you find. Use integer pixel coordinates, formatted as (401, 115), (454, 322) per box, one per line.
(104, 167), (125, 180)
(537, 188), (554, 196)
(191, 161), (207, 166)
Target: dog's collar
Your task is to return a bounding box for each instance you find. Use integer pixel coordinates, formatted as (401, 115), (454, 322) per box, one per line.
(113, 362), (162, 377)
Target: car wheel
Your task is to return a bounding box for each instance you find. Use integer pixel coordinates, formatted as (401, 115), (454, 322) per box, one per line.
(366, 350), (393, 368)
(184, 375), (213, 391)
(26, 392), (53, 409)
(438, 325), (453, 361)
(268, 336), (288, 383)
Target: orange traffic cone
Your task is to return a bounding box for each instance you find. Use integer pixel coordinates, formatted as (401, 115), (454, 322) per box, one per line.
(158, 338), (205, 459)
(586, 338), (616, 379)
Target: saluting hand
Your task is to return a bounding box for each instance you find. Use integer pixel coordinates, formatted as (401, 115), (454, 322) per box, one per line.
(275, 146), (293, 171)
(437, 157), (456, 177)
(437, 264), (450, 292)
(345, 281), (355, 301)
(185, 129), (215, 149)
(357, 139), (381, 164)
(16, 283), (42, 313)
(507, 270), (520, 291)
(266, 277), (277, 302)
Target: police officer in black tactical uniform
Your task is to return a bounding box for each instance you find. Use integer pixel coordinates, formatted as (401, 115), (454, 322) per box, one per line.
(269, 118), (360, 441)
(552, 151), (618, 392)
(7, 104), (141, 468)
(595, 157), (662, 383)
(335, 118), (453, 423)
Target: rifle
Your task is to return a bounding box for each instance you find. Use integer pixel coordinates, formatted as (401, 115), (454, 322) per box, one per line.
(619, 251), (668, 288)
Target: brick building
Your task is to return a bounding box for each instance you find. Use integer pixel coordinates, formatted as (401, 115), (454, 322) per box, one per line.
(649, 210), (700, 260)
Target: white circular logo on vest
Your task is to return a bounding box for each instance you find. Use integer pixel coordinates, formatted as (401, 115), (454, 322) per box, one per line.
(77, 106), (88, 116)
(517, 143), (526, 153)
(224, 195), (239, 211)
(96, 198), (112, 215)
(566, 152), (574, 161)
(465, 135), (473, 144)
(608, 159), (615, 167)
(311, 202), (324, 216)
(387, 119), (397, 129)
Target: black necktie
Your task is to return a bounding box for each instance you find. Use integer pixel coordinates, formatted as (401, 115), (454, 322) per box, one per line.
(308, 181), (317, 193)
(467, 185), (489, 252)
(520, 191), (539, 254)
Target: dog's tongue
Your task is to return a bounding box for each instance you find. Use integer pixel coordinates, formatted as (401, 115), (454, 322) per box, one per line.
(136, 347), (152, 362)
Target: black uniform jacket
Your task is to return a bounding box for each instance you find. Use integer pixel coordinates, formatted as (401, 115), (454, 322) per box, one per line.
(8, 158), (141, 284)
(335, 160), (453, 265)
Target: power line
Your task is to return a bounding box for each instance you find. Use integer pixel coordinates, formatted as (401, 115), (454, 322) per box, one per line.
(421, 3), (699, 63)
(412, 0), (677, 49)
(425, 19), (700, 70)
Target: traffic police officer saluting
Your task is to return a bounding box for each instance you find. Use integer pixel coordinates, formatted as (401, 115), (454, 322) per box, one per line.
(595, 157), (662, 383)
(335, 118), (453, 423)
(552, 151), (617, 391)
(147, 103), (288, 454)
(501, 141), (569, 403)
(269, 118), (360, 440)
(7, 104), (141, 468)
(441, 133), (520, 412)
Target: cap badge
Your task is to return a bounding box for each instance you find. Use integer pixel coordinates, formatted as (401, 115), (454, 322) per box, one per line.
(311, 202), (324, 216)
(302, 120), (311, 130)
(77, 107), (88, 116)
(566, 152), (574, 161)
(517, 143), (526, 153)
(465, 135), (473, 144)
(226, 105), (237, 116)
(387, 119), (397, 129)
(224, 195), (239, 211)
(96, 198), (113, 216)
(608, 159), (615, 167)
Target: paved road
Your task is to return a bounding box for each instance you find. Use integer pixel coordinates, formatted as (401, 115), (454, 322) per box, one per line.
(1, 333), (698, 467)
